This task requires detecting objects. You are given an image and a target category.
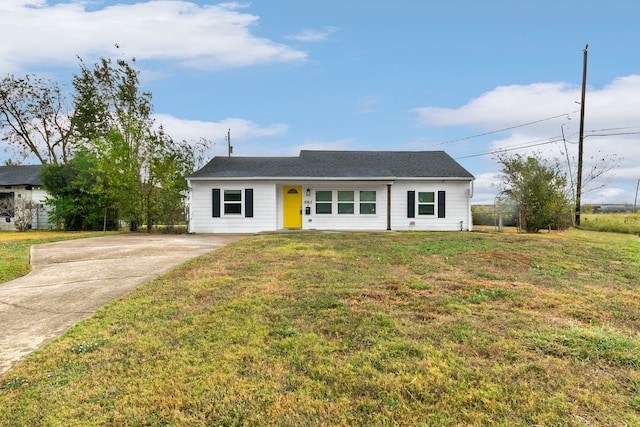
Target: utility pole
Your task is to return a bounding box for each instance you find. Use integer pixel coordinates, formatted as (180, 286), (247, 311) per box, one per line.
(634, 179), (640, 213)
(226, 128), (233, 157)
(575, 44), (588, 226)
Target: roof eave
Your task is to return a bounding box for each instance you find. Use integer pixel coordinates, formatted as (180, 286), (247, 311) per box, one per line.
(187, 176), (475, 181)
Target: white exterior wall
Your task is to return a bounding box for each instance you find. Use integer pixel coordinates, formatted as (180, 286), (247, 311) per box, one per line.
(390, 180), (473, 231)
(31, 187), (51, 230)
(189, 180), (277, 233)
(0, 186), (52, 231)
(300, 181), (388, 231)
(189, 178), (473, 234)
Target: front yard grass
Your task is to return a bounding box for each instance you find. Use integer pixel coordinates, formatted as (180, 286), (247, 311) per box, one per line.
(1, 229), (639, 425)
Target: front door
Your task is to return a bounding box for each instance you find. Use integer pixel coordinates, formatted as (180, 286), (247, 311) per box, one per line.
(283, 185), (302, 228)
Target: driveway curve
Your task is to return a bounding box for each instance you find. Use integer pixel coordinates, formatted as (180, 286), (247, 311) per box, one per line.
(0, 234), (245, 376)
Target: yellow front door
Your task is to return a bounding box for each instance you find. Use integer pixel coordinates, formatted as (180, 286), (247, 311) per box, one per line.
(283, 185), (302, 228)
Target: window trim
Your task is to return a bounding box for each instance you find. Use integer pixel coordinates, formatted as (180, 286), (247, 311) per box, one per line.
(212, 188), (253, 218)
(223, 189), (243, 215)
(337, 190), (355, 214)
(359, 190), (376, 215)
(315, 190), (333, 214)
(313, 189), (378, 216)
(408, 190), (446, 218)
(418, 191), (435, 216)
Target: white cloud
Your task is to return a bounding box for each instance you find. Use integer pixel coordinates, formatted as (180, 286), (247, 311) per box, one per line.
(470, 172), (501, 204)
(153, 113), (288, 158)
(413, 76), (640, 204)
(285, 27), (338, 43)
(357, 96), (378, 114)
(0, 1), (306, 73)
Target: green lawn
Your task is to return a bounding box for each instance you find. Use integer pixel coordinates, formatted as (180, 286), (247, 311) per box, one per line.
(1, 230), (640, 426)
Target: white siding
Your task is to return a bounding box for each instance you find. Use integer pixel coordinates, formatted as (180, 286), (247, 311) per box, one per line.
(390, 181), (472, 231)
(189, 181), (277, 233)
(31, 188), (52, 230)
(188, 179), (473, 233)
(0, 186), (52, 231)
(301, 182), (389, 231)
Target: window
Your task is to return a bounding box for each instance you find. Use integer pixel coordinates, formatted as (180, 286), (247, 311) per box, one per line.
(338, 191), (354, 214)
(315, 191), (332, 214)
(418, 192), (435, 215)
(224, 189), (242, 214)
(0, 192), (14, 217)
(359, 191), (376, 214)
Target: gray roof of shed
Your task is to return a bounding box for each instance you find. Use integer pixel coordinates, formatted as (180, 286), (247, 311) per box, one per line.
(0, 165), (43, 186)
(189, 150), (474, 180)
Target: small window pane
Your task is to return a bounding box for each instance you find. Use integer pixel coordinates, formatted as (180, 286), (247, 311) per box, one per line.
(360, 191), (376, 202)
(224, 190), (242, 201)
(418, 192), (434, 203)
(418, 204), (435, 215)
(316, 203), (332, 214)
(338, 191), (354, 202)
(360, 203), (376, 214)
(224, 204), (242, 214)
(316, 191), (332, 202)
(338, 203), (354, 214)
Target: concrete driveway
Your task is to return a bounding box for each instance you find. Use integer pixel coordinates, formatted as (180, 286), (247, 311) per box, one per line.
(0, 234), (245, 376)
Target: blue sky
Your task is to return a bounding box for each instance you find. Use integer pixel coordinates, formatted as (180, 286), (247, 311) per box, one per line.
(2, 1), (640, 204)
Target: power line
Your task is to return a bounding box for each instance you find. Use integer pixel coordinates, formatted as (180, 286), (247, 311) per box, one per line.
(454, 128), (640, 160)
(424, 112), (574, 148)
(455, 136), (565, 159)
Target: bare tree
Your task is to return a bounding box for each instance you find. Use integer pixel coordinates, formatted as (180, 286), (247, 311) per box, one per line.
(0, 74), (74, 164)
(13, 196), (37, 231)
(0, 194), (37, 231)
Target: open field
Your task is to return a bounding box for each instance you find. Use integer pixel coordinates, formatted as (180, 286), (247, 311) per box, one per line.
(1, 230), (639, 425)
(580, 213), (640, 235)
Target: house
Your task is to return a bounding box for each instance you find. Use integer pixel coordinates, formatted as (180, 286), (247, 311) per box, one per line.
(0, 165), (51, 231)
(187, 150), (475, 234)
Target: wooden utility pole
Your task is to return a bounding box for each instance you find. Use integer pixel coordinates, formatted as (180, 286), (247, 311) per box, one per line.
(575, 44), (588, 226)
(226, 128), (232, 157)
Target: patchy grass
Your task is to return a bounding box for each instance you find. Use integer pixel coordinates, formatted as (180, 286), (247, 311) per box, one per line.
(0, 231), (113, 284)
(1, 229), (640, 425)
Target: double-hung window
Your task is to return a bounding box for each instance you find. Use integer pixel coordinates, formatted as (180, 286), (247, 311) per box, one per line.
(359, 191), (376, 214)
(338, 191), (354, 214)
(316, 191), (332, 214)
(223, 189), (242, 214)
(418, 192), (435, 215)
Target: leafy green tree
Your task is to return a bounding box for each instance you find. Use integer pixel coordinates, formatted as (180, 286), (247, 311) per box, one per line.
(0, 74), (74, 164)
(70, 57), (203, 232)
(2, 57), (204, 231)
(40, 150), (115, 230)
(495, 152), (572, 233)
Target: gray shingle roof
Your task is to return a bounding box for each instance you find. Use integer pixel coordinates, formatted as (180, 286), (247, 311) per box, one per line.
(189, 151), (474, 180)
(0, 165), (43, 186)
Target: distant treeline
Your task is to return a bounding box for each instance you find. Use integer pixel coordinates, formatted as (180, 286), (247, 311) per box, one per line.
(471, 205), (517, 226)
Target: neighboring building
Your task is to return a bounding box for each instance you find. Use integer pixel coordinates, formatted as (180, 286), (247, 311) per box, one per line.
(0, 165), (51, 231)
(187, 150), (475, 234)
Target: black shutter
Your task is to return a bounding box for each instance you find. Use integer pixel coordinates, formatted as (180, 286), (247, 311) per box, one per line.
(245, 189), (254, 218)
(438, 191), (446, 218)
(407, 191), (415, 218)
(212, 189), (221, 217)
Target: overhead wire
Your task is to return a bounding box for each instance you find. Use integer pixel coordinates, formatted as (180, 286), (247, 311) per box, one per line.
(453, 129), (640, 160)
(455, 136), (565, 159)
(424, 112), (575, 148)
